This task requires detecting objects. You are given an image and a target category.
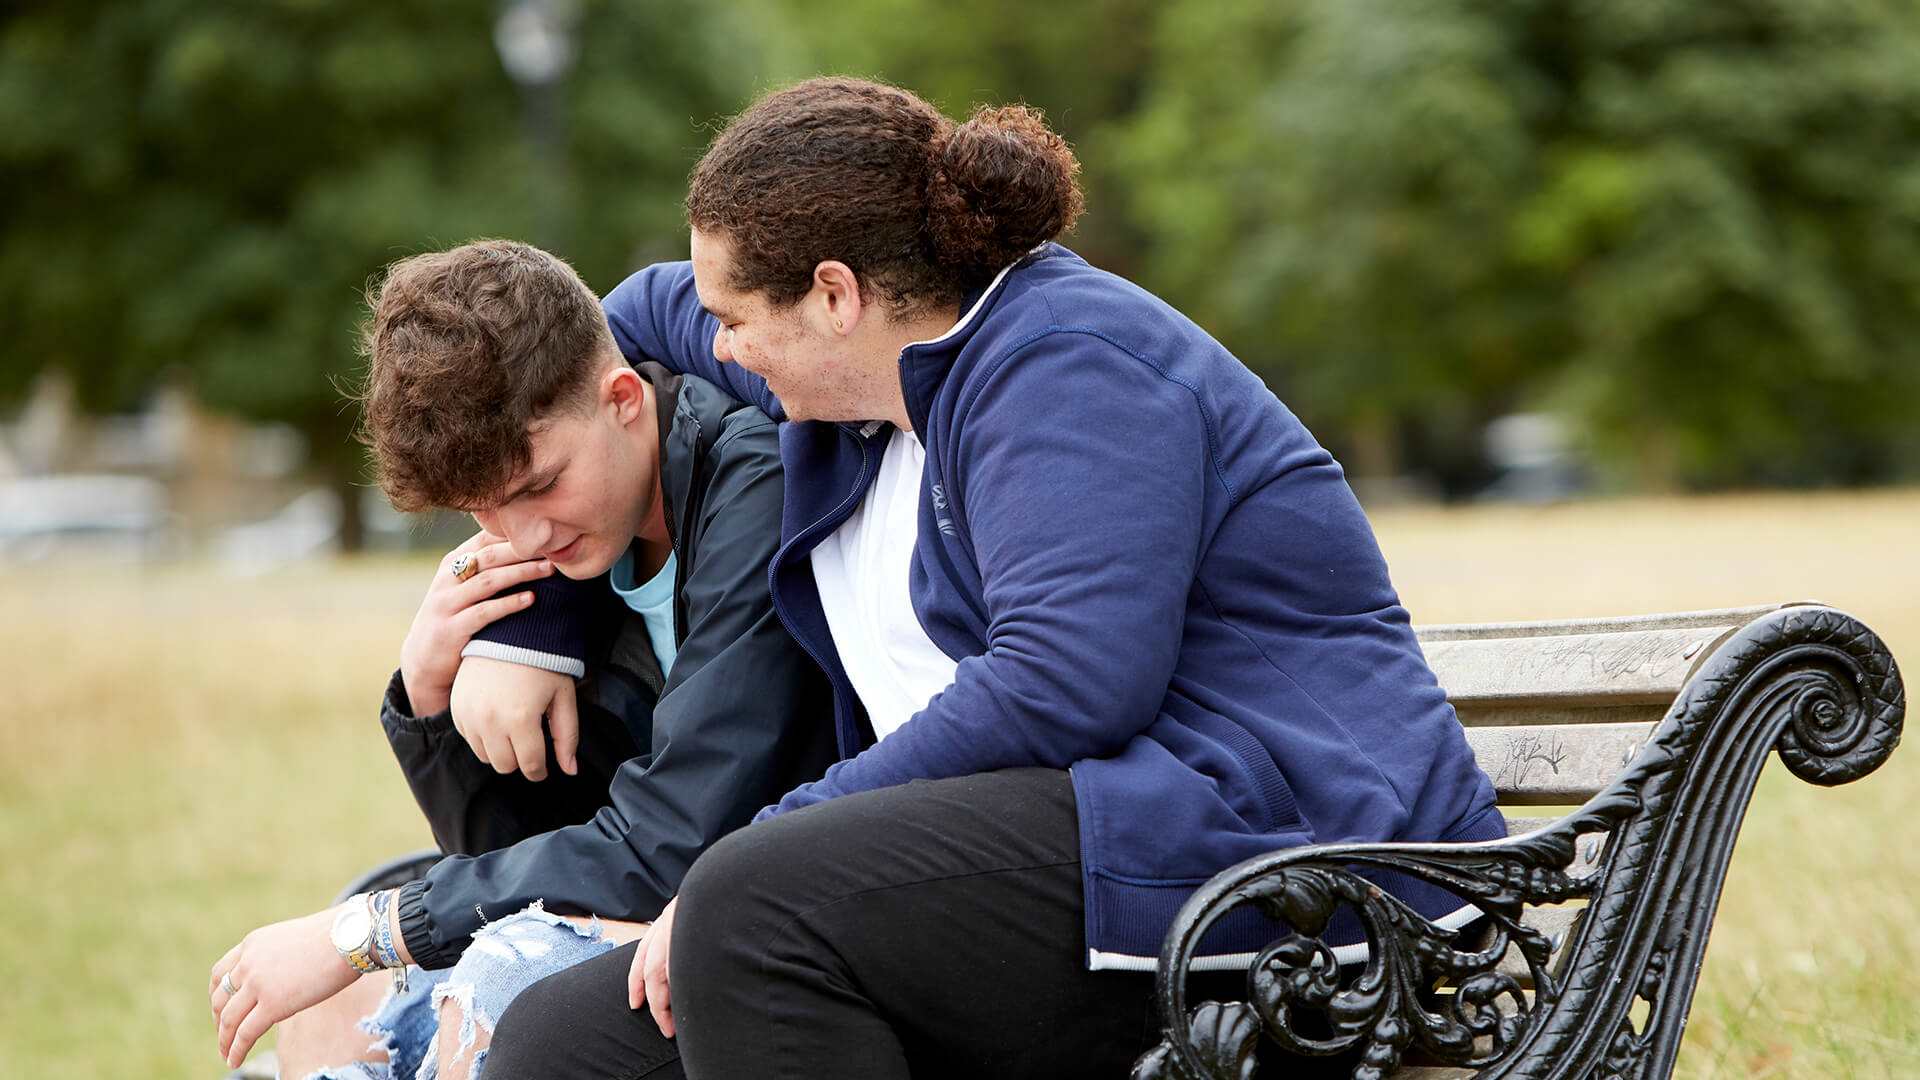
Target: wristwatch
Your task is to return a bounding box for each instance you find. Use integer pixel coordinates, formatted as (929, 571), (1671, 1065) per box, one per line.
(330, 893), (381, 975)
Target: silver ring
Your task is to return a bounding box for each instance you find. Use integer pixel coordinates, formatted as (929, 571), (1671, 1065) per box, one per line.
(450, 553), (479, 582)
(220, 971), (240, 997)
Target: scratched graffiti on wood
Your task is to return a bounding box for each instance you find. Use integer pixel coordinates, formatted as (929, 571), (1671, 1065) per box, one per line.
(1427, 627), (1722, 700)
(1539, 633), (1687, 680)
(1497, 732), (1569, 789)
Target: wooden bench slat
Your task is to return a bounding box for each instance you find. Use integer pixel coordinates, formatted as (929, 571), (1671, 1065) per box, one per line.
(1468, 722), (1657, 804)
(1422, 625), (1737, 706)
(1452, 701), (1669, 729)
(1413, 602), (1800, 642)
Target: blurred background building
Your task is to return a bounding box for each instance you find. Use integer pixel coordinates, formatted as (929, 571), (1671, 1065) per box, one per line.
(4, 0), (1918, 567)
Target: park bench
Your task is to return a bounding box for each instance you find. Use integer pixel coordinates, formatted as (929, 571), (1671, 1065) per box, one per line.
(235, 602), (1902, 1080)
(1135, 601), (1905, 1080)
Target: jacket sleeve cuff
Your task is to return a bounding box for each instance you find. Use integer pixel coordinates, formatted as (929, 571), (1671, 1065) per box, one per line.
(396, 878), (459, 970)
(381, 669), (456, 736)
(459, 640), (586, 678)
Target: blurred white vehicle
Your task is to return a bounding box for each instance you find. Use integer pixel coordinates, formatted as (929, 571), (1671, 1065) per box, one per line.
(0, 474), (174, 561)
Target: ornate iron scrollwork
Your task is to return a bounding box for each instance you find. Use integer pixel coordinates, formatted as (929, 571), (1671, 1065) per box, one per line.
(1135, 605), (1903, 1080)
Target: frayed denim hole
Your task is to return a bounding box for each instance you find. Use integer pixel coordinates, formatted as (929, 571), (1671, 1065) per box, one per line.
(301, 1063), (389, 1080)
(428, 980), (493, 1064)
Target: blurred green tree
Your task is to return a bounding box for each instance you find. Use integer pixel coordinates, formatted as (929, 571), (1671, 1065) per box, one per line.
(0, 0), (757, 544)
(7, 0), (1919, 511)
(1115, 0), (1920, 491)
(756, 0), (1159, 274)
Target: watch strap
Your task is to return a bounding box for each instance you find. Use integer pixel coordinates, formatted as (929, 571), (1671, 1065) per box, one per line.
(334, 893), (381, 975)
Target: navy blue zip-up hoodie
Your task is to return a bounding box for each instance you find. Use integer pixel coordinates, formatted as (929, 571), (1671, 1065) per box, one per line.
(604, 244), (1504, 966)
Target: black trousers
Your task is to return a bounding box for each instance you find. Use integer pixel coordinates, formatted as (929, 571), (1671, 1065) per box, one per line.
(485, 768), (1345, 1079)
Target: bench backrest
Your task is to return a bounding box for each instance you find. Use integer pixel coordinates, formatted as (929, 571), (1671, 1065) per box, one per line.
(1418, 602), (1806, 808)
(1410, 602), (1807, 996)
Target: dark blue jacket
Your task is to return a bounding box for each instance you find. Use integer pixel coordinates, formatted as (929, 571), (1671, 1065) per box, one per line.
(387, 368), (837, 969)
(604, 246), (1504, 963)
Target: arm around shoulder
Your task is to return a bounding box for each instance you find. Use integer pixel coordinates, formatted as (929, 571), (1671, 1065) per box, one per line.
(602, 263), (783, 418)
(398, 410), (833, 963)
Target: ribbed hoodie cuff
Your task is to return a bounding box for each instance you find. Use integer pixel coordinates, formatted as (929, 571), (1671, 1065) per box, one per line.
(460, 640), (586, 678)
(467, 573), (594, 664)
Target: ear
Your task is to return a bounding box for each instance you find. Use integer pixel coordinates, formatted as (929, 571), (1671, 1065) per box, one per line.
(602, 362), (648, 427)
(810, 260), (864, 337)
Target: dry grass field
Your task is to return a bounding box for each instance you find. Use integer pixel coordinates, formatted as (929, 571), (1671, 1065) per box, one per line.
(1, 489), (1914, 1078)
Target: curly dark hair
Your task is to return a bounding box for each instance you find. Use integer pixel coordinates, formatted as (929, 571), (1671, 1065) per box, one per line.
(686, 77), (1084, 316)
(353, 240), (611, 512)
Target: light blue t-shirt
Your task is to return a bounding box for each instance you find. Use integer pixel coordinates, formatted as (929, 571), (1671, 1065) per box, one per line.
(609, 548), (678, 678)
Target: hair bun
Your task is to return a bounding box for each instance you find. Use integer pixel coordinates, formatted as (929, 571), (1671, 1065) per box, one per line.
(926, 104), (1085, 276)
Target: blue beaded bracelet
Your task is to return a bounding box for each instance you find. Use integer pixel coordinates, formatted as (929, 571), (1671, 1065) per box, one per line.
(369, 889), (402, 970)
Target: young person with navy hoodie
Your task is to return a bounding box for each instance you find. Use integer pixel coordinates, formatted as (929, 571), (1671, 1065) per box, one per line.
(482, 77), (1506, 1080)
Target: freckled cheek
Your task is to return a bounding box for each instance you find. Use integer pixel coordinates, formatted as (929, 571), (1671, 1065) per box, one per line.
(736, 343), (781, 381)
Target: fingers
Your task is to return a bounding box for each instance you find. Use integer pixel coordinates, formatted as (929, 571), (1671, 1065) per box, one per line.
(548, 679), (580, 777)
(453, 529), (492, 557)
(457, 719), (488, 767)
(439, 538), (533, 586)
(216, 981), (257, 1061)
(455, 590), (537, 637)
(481, 729), (519, 775)
(470, 539), (532, 574)
(511, 722), (549, 781)
(208, 943), (239, 1007)
(450, 557), (554, 606)
(636, 898), (676, 1036)
(644, 931), (674, 1037)
(628, 934), (649, 1011)
(227, 1001), (276, 1069)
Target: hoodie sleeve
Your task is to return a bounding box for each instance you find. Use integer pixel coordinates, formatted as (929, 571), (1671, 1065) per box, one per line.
(602, 262), (785, 420)
(462, 570), (608, 677)
(755, 332), (1210, 819)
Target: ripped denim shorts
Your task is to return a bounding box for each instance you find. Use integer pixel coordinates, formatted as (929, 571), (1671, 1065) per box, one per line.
(306, 903), (620, 1080)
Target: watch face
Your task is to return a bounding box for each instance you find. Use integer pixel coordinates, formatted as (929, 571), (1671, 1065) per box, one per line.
(331, 903), (372, 953)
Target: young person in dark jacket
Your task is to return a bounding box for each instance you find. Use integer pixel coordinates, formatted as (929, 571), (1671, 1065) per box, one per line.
(479, 79), (1505, 1080)
(207, 240), (835, 1079)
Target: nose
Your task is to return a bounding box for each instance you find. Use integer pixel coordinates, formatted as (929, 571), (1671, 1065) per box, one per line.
(712, 325), (734, 364)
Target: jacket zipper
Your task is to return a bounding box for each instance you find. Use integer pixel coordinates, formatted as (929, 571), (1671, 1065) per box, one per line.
(766, 425), (880, 748)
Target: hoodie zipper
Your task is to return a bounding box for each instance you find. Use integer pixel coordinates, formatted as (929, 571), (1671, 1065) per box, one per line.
(766, 424), (881, 748)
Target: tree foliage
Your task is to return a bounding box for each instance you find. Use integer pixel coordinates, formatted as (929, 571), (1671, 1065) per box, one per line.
(5, 0), (1918, 507)
(0, 0), (757, 531)
(1115, 0), (1920, 488)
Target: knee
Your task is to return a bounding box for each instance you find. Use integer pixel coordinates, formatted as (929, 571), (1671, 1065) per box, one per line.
(676, 825), (756, 920)
(674, 816), (810, 956)
(481, 966), (584, 1079)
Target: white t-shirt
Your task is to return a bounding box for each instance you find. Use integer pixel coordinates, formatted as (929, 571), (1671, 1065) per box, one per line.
(810, 425), (961, 742)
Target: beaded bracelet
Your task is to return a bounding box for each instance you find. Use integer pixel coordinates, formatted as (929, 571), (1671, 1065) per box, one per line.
(369, 889), (402, 970)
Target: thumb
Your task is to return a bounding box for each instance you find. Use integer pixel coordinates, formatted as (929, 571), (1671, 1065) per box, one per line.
(550, 678), (581, 776)
(629, 928), (654, 1010)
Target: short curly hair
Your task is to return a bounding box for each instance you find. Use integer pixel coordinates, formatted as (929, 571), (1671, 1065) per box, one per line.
(354, 240), (612, 512)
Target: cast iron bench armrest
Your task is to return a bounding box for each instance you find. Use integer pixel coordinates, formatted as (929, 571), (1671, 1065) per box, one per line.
(1136, 604), (1905, 1080)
